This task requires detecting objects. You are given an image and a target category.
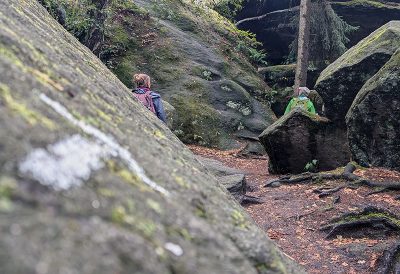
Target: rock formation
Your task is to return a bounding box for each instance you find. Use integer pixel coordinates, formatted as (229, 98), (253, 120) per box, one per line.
(312, 21), (400, 171)
(315, 21), (400, 126)
(346, 48), (400, 171)
(259, 109), (350, 174)
(39, 0), (278, 149)
(0, 1), (304, 273)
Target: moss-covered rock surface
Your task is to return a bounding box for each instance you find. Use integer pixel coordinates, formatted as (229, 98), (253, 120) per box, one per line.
(346, 48), (400, 171)
(315, 21), (400, 126)
(0, 1), (305, 273)
(39, 0), (276, 149)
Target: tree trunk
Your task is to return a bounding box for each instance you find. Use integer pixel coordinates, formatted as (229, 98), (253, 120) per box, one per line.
(294, 0), (312, 93)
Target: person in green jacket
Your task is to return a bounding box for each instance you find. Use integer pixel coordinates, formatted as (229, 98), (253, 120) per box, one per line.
(284, 87), (317, 115)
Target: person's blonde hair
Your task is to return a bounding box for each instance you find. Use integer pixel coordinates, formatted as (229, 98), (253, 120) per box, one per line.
(133, 73), (151, 88)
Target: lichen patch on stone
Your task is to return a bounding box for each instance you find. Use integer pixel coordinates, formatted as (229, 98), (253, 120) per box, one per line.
(164, 242), (183, 257)
(19, 135), (111, 190)
(19, 93), (170, 196)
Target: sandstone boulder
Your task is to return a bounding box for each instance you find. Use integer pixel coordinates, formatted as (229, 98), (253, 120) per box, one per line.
(197, 156), (262, 204)
(0, 1), (303, 273)
(346, 49), (400, 171)
(315, 21), (400, 126)
(39, 0), (277, 149)
(259, 110), (350, 174)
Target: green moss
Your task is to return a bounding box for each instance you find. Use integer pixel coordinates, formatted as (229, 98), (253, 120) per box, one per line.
(167, 226), (193, 241)
(0, 176), (17, 212)
(108, 25), (131, 47)
(107, 160), (152, 192)
(136, 219), (157, 238)
(111, 205), (127, 224)
(152, 129), (166, 140)
(171, 95), (221, 147)
(338, 212), (400, 227)
(0, 84), (56, 129)
(111, 55), (137, 87)
(146, 199), (163, 214)
(183, 80), (206, 96)
(97, 187), (116, 197)
(96, 108), (113, 123)
(111, 203), (157, 238)
(231, 209), (249, 229)
(172, 174), (190, 189)
(110, 0), (145, 12)
(0, 177), (16, 199)
(260, 64), (296, 74)
(0, 44), (24, 68)
(194, 202), (208, 219)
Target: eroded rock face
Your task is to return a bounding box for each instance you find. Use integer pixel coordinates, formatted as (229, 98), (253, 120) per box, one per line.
(259, 110), (350, 174)
(39, 0), (277, 149)
(315, 21), (400, 126)
(346, 49), (400, 171)
(0, 1), (304, 273)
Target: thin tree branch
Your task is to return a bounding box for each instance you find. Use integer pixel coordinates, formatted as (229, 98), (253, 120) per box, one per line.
(235, 6), (300, 27)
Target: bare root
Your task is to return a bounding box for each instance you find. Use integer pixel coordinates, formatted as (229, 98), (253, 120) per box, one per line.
(264, 163), (400, 196)
(320, 207), (400, 239)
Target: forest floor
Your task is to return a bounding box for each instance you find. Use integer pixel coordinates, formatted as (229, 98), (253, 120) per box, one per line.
(189, 145), (400, 274)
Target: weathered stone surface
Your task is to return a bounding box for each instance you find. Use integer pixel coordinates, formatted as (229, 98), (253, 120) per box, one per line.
(218, 174), (246, 199)
(259, 110), (350, 174)
(346, 49), (400, 171)
(259, 64), (320, 92)
(40, 0), (277, 149)
(238, 140), (267, 158)
(163, 100), (176, 129)
(0, 1), (304, 273)
(315, 21), (400, 126)
(197, 156), (245, 177)
(197, 156), (258, 203)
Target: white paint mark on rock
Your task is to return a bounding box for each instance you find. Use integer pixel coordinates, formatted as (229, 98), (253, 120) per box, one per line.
(19, 135), (111, 190)
(38, 93), (170, 196)
(164, 242), (183, 257)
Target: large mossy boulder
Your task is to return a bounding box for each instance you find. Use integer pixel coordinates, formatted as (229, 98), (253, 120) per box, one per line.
(315, 21), (400, 126)
(259, 110), (350, 174)
(39, 0), (277, 149)
(346, 49), (400, 171)
(0, 1), (304, 273)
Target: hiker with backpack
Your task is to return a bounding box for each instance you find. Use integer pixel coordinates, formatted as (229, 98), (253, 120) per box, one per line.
(284, 86), (316, 115)
(132, 73), (167, 123)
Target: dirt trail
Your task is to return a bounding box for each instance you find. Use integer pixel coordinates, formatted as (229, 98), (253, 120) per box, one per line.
(189, 145), (400, 274)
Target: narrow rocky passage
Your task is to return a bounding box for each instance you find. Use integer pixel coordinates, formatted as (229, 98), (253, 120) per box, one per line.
(189, 145), (400, 274)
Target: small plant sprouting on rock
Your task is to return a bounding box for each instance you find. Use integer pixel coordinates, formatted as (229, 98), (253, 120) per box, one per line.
(305, 159), (319, 172)
(202, 70), (213, 81)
